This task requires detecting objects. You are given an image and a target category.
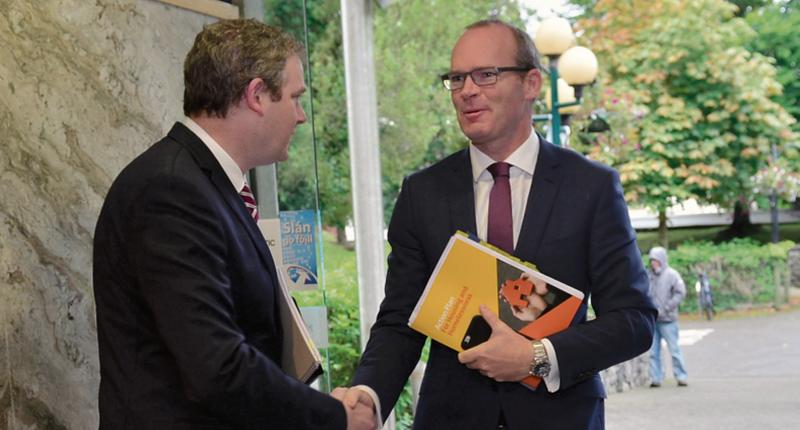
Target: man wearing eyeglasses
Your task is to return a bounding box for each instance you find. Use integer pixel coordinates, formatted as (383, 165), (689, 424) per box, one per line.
(335, 19), (655, 429)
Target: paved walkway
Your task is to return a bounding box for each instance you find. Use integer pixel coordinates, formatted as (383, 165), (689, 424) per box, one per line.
(606, 308), (800, 429)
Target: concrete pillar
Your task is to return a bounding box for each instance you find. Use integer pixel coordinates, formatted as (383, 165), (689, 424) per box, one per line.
(251, 165), (280, 219)
(341, 1), (395, 428)
(340, 0), (386, 352)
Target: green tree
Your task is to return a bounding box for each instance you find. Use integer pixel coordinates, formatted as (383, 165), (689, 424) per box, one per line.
(743, 0), (800, 130)
(572, 0), (797, 246)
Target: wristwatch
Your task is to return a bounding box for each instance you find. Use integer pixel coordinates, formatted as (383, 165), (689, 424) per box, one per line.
(529, 340), (551, 377)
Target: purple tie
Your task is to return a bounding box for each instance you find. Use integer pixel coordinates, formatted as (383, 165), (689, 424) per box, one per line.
(487, 162), (513, 253)
(240, 183), (259, 221)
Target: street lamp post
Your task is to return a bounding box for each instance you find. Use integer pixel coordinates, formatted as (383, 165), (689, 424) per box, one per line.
(533, 17), (599, 147)
(770, 142), (780, 243)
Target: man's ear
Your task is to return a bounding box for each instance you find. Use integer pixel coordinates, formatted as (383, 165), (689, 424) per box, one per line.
(243, 78), (267, 115)
(524, 68), (543, 101)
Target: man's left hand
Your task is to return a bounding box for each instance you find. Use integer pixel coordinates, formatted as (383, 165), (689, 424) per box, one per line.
(457, 304), (532, 382)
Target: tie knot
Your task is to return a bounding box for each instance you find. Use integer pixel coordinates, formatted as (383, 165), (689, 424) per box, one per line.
(488, 162), (511, 179)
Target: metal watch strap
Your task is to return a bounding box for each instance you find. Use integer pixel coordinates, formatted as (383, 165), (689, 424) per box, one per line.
(529, 340), (551, 377)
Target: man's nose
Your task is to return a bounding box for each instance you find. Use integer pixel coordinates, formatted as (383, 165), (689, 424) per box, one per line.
(459, 74), (480, 97)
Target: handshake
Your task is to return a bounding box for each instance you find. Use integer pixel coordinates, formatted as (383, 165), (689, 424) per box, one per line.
(332, 386), (380, 430)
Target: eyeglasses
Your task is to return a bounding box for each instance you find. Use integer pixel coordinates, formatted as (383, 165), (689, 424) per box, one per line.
(440, 66), (532, 91)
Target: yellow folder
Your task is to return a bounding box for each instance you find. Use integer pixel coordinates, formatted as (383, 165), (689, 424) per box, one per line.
(408, 231), (584, 389)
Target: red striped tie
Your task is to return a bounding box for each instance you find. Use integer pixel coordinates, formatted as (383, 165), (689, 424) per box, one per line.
(239, 183), (259, 221)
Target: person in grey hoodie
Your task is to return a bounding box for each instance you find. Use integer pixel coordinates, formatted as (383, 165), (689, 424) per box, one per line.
(647, 246), (689, 387)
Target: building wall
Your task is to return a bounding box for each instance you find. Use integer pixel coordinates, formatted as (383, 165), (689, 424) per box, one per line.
(0, 1), (216, 427)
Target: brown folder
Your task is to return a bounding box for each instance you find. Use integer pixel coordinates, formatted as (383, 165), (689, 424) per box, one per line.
(276, 269), (323, 384)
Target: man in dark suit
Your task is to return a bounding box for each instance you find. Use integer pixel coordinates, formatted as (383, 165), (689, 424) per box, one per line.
(93, 19), (375, 430)
(335, 19), (656, 429)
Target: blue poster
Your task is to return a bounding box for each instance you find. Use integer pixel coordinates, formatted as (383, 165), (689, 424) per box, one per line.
(279, 210), (318, 290)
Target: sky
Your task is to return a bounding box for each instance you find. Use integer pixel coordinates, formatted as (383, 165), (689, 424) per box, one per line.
(520, 0), (584, 34)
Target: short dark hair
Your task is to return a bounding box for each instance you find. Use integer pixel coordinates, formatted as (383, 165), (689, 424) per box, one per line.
(183, 19), (305, 118)
(465, 19), (542, 71)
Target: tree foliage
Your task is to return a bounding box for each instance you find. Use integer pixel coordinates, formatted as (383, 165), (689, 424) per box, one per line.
(743, 0), (800, 130)
(572, 0), (797, 216)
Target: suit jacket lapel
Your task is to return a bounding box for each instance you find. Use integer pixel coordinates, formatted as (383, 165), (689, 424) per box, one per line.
(446, 149), (478, 236)
(167, 123), (280, 284)
(516, 135), (562, 259)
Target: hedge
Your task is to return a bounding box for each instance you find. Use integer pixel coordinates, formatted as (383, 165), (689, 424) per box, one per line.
(645, 239), (795, 312)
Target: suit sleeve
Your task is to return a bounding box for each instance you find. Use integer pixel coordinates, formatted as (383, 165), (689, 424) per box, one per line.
(130, 176), (345, 429)
(547, 169), (657, 390)
(351, 176), (429, 421)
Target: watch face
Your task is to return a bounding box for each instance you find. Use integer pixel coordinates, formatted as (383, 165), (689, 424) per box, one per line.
(533, 362), (551, 377)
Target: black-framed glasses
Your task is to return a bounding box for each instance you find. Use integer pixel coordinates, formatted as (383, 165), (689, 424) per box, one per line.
(440, 66), (532, 91)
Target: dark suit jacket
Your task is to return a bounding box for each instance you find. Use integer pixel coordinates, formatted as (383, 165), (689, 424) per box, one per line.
(352, 138), (656, 429)
(93, 123), (345, 429)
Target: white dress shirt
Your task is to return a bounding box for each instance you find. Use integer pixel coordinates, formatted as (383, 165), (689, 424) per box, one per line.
(469, 127), (562, 392)
(183, 118), (248, 193)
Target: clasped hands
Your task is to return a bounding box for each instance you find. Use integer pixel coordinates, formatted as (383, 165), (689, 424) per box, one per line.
(331, 386), (378, 430)
(332, 305), (533, 428)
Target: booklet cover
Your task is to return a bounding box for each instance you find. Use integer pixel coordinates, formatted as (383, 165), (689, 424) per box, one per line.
(408, 231), (584, 389)
(275, 268), (324, 384)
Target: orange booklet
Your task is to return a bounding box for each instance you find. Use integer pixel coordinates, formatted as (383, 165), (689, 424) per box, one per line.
(408, 231), (584, 389)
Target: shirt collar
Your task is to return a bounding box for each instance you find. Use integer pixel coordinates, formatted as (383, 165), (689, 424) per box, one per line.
(469, 127), (539, 182)
(183, 117), (247, 192)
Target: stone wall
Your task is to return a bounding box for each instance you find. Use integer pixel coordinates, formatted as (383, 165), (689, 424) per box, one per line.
(787, 244), (800, 289)
(0, 1), (215, 428)
(601, 353), (650, 395)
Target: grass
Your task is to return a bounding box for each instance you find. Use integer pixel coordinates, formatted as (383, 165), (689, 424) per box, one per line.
(294, 231), (360, 308)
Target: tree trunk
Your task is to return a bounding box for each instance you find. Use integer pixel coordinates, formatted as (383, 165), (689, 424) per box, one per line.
(770, 190), (780, 243)
(658, 209), (668, 248)
(336, 225), (347, 245)
(731, 198), (752, 232)
(715, 196), (760, 242)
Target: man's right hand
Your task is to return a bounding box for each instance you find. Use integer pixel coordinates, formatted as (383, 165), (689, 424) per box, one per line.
(333, 387), (377, 430)
(342, 400), (376, 430)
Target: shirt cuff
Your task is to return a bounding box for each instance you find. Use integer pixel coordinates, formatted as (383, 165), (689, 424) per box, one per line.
(352, 384), (383, 429)
(540, 338), (561, 392)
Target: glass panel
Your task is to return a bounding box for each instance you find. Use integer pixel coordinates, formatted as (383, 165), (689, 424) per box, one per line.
(262, 0), (339, 394)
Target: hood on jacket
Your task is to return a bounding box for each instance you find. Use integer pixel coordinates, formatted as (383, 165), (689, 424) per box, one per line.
(649, 246), (668, 271)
